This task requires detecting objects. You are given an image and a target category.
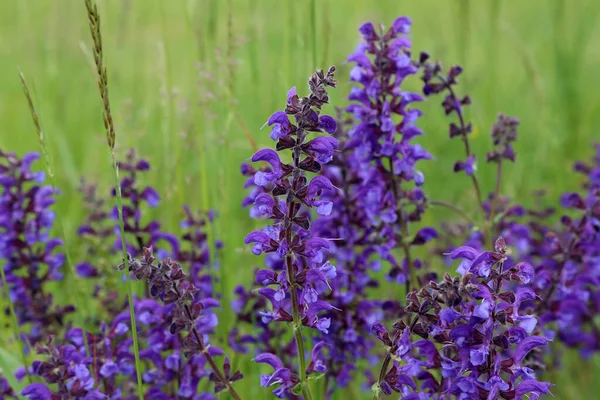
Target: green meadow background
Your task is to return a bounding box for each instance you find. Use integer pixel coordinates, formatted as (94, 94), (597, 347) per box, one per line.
(1, 0), (599, 398)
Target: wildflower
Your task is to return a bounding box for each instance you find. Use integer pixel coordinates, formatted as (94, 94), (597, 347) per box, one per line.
(245, 67), (338, 397)
(372, 237), (552, 399)
(0, 150), (71, 341)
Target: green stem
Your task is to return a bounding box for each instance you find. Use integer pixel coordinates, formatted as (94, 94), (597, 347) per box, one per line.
(286, 255), (312, 400)
(430, 200), (475, 225)
(387, 157), (415, 293)
(437, 74), (487, 245)
(488, 159), (503, 237)
(374, 316), (419, 399)
(111, 152), (144, 399)
(286, 125), (312, 399)
(0, 262), (31, 384)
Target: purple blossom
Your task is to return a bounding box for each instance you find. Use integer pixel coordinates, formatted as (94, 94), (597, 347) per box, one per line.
(0, 150), (71, 342)
(245, 67), (338, 397)
(371, 237), (552, 399)
(344, 16), (436, 286)
(487, 114), (520, 163)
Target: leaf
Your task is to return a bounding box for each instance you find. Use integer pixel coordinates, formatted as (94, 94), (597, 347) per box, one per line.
(291, 382), (303, 396)
(307, 372), (325, 381)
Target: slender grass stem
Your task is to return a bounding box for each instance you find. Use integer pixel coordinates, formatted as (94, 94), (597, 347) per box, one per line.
(0, 262), (30, 384)
(111, 153), (144, 397)
(83, 0), (144, 397)
(18, 69), (93, 368)
(430, 200), (475, 225)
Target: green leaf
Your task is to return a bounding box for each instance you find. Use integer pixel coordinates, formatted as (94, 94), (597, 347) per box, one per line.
(307, 372), (325, 381)
(291, 382), (303, 396)
(371, 382), (382, 399)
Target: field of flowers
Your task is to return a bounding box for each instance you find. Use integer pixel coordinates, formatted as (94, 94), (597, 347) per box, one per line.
(1, 0), (599, 399)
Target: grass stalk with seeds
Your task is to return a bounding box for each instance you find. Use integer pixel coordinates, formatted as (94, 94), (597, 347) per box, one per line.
(82, 1), (144, 398)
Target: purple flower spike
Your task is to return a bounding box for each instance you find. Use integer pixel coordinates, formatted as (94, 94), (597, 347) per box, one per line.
(370, 237), (552, 398)
(0, 150), (70, 342)
(243, 67), (338, 397)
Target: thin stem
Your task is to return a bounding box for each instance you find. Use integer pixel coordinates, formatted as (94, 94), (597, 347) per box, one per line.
(0, 262), (31, 384)
(285, 255), (312, 400)
(84, 0), (144, 395)
(285, 127), (313, 399)
(430, 200), (475, 225)
(488, 159), (503, 227)
(112, 154), (144, 399)
(437, 75), (487, 241)
(387, 157), (415, 293)
(172, 285), (242, 400)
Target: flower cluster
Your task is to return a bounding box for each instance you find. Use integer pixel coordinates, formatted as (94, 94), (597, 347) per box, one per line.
(21, 336), (105, 399)
(244, 67), (339, 398)
(345, 17), (436, 286)
(372, 237), (552, 399)
(487, 114), (520, 163)
(310, 111), (395, 390)
(13, 11), (600, 400)
(525, 145), (600, 357)
(0, 150), (71, 342)
(118, 247), (243, 397)
(20, 245), (239, 399)
(419, 53), (476, 176)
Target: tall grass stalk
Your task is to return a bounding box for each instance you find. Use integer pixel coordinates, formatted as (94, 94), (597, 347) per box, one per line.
(0, 263), (30, 384)
(83, 1), (144, 398)
(18, 69), (93, 363)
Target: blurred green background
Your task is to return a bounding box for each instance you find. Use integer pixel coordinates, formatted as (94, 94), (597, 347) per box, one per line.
(1, 0), (599, 398)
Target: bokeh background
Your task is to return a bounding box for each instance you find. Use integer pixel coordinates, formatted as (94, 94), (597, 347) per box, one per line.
(1, 0), (599, 398)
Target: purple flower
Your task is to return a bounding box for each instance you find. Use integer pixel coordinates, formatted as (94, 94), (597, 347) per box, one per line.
(244, 67), (339, 397)
(487, 114), (519, 163)
(343, 15), (435, 287)
(371, 237), (551, 398)
(21, 383), (52, 400)
(254, 353), (297, 398)
(454, 155), (477, 176)
(0, 150), (70, 341)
